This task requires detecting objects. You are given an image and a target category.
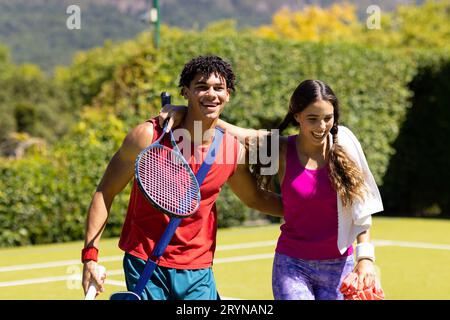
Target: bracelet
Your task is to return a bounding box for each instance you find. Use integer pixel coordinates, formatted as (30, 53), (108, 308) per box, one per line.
(81, 246), (99, 263)
(355, 242), (375, 262)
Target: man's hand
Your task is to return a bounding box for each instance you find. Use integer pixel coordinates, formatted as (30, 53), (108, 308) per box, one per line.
(158, 104), (188, 132)
(82, 261), (106, 297)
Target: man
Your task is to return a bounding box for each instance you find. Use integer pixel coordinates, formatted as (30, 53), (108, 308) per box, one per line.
(82, 55), (283, 300)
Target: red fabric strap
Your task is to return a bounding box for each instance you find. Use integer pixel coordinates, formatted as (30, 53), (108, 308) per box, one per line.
(81, 246), (99, 263)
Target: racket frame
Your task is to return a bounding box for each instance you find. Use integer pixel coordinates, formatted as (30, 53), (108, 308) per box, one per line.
(134, 119), (200, 218)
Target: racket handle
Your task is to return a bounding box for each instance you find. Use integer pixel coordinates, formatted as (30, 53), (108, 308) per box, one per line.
(160, 92), (172, 132)
(161, 91), (171, 107)
(84, 265), (106, 300)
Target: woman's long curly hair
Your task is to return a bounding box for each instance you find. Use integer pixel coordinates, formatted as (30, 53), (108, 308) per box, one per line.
(254, 80), (367, 207)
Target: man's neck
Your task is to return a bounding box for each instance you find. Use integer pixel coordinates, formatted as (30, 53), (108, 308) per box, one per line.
(182, 113), (218, 146)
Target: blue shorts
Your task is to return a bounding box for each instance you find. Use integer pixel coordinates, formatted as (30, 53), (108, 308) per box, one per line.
(123, 253), (219, 300)
(272, 252), (354, 300)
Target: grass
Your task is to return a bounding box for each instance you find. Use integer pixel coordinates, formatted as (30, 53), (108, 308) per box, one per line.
(0, 216), (449, 300)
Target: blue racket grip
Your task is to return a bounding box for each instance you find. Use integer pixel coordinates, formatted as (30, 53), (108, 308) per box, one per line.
(132, 259), (158, 296)
(132, 217), (181, 296)
(153, 217), (181, 257)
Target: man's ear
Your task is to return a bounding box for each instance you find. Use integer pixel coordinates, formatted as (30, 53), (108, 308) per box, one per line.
(182, 87), (189, 99)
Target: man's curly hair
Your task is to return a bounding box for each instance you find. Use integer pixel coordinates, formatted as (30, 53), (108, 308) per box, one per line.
(178, 55), (236, 95)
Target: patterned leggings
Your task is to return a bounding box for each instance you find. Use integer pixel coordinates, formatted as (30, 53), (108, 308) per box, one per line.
(272, 252), (354, 300)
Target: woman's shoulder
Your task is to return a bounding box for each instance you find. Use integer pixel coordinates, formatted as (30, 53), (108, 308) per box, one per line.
(279, 134), (296, 150)
(278, 135), (288, 153)
(279, 135), (289, 144)
(337, 125), (354, 136)
(335, 125), (366, 165)
(337, 125), (361, 145)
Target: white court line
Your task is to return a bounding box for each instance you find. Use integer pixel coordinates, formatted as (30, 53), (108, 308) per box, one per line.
(0, 255), (123, 273)
(1, 239), (450, 274)
(0, 252), (274, 288)
(217, 241), (276, 251)
(1, 237), (450, 289)
(215, 253), (274, 264)
(0, 275), (71, 287)
(0, 241), (277, 273)
(104, 279), (240, 299)
(373, 240), (450, 250)
(105, 279), (125, 287)
(0, 275), (240, 299)
(0, 270), (126, 288)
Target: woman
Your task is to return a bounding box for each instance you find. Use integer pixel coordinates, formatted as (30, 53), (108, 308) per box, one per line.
(160, 79), (383, 300)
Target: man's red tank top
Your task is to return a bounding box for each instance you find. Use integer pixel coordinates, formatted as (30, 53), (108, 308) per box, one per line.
(118, 118), (240, 269)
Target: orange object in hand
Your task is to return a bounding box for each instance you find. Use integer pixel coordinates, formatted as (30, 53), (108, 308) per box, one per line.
(340, 272), (385, 300)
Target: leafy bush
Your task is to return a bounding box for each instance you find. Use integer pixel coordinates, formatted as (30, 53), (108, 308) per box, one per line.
(0, 46), (72, 149)
(381, 51), (450, 216)
(0, 109), (129, 246)
(4, 30), (449, 246)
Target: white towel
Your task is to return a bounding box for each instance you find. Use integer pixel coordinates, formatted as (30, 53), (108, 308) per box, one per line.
(330, 126), (384, 254)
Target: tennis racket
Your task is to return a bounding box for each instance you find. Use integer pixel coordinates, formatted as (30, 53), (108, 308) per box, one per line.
(84, 265), (106, 300)
(134, 91), (201, 218)
(110, 92), (205, 300)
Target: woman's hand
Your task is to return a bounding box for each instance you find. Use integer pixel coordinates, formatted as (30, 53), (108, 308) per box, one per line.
(158, 104), (188, 132)
(354, 258), (376, 290)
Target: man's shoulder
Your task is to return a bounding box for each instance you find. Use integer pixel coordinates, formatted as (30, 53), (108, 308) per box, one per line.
(122, 121), (155, 153)
(129, 120), (154, 139)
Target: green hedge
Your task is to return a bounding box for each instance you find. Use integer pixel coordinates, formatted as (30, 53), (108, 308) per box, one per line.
(157, 33), (417, 185)
(81, 31), (418, 183)
(1, 31), (440, 246)
(381, 50), (450, 216)
(0, 47), (71, 145)
(0, 109), (129, 246)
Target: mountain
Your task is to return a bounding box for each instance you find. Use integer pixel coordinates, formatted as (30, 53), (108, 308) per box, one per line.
(0, 0), (425, 72)
(0, 0), (146, 72)
(95, 0), (426, 28)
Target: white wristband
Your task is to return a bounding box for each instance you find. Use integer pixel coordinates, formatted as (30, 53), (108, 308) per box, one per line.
(356, 242), (375, 262)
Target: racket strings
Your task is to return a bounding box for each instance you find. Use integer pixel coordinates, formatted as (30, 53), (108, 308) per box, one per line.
(137, 147), (199, 216)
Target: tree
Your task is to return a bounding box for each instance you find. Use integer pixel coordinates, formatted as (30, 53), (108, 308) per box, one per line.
(254, 3), (361, 43)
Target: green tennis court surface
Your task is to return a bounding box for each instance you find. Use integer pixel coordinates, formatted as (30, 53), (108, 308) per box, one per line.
(1, 217), (449, 300)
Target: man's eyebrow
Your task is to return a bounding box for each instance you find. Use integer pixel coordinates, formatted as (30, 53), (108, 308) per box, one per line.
(194, 80), (226, 86)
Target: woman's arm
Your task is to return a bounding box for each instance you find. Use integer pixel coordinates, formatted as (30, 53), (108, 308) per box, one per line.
(158, 105), (188, 132)
(227, 161), (283, 217)
(158, 105), (271, 146)
(354, 230), (377, 290)
(216, 119), (269, 143)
